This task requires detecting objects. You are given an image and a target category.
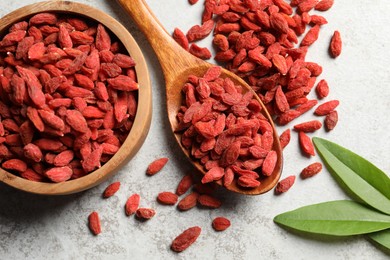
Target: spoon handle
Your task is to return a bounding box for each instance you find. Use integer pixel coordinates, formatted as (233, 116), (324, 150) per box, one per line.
(117, 0), (193, 75)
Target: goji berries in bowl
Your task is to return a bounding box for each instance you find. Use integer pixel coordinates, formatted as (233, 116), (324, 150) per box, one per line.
(0, 1), (152, 195)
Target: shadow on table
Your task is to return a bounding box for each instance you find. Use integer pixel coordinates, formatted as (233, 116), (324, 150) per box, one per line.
(0, 182), (87, 222)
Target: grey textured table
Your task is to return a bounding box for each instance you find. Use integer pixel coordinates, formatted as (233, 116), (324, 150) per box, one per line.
(0, 1), (389, 259)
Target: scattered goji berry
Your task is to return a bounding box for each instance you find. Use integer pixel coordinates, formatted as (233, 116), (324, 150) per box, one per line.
(324, 110), (338, 131)
(136, 208), (156, 220)
(125, 194), (140, 216)
(103, 181), (121, 198)
(301, 162), (323, 179)
(146, 157), (169, 175)
(157, 192), (179, 205)
(294, 120), (322, 132)
(212, 217), (231, 231)
(88, 211), (101, 235)
(314, 100), (340, 116)
(298, 131), (315, 156)
(171, 226), (201, 252)
(275, 175), (296, 194)
(329, 30), (342, 58)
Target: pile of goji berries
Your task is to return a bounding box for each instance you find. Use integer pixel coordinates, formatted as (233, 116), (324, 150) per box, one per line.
(0, 12), (138, 182)
(176, 66), (278, 189)
(173, 0), (342, 193)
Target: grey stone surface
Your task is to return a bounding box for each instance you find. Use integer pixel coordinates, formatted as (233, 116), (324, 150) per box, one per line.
(0, 0), (389, 259)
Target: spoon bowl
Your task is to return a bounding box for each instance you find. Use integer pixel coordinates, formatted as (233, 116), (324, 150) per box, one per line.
(118, 0), (283, 195)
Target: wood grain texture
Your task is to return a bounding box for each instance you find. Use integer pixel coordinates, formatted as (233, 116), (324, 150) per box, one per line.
(0, 1), (152, 195)
(117, 0), (283, 195)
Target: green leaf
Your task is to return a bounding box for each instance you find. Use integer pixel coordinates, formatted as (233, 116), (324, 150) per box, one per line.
(274, 200), (390, 236)
(313, 137), (390, 215)
(367, 229), (390, 254)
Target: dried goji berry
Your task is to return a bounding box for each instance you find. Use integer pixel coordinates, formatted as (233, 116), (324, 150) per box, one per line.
(324, 110), (338, 131)
(298, 131), (315, 156)
(314, 100), (339, 116)
(157, 192), (179, 205)
(146, 157), (169, 176)
(329, 30), (342, 58)
(275, 175), (296, 194)
(88, 211), (101, 235)
(212, 217), (231, 231)
(171, 226), (201, 252)
(125, 194), (140, 216)
(103, 181), (121, 198)
(301, 162), (322, 179)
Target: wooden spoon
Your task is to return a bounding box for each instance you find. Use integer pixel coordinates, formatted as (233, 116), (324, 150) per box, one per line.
(117, 0), (283, 195)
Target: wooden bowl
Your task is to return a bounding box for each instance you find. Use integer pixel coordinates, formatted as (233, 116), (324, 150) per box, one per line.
(0, 1), (152, 195)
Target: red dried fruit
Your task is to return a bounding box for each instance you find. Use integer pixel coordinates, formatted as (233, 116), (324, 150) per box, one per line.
(201, 166), (225, 183)
(275, 175), (296, 194)
(189, 43), (212, 59)
(146, 157), (169, 175)
(279, 129), (291, 149)
(2, 159), (28, 173)
(270, 12), (289, 34)
(125, 194), (140, 216)
(212, 217), (231, 231)
(53, 150), (74, 167)
(38, 110), (65, 131)
(176, 174), (194, 195)
(30, 13), (57, 25)
(96, 24), (111, 51)
(45, 166), (73, 182)
(66, 109), (89, 133)
(1, 30), (26, 47)
(103, 181), (121, 198)
(223, 167), (234, 187)
(107, 75), (138, 91)
(157, 192), (179, 205)
(294, 120), (322, 132)
(173, 28), (189, 51)
(314, 100), (339, 116)
(177, 192), (199, 211)
(301, 162), (322, 179)
(171, 226), (201, 252)
(88, 211), (101, 235)
(315, 79), (329, 99)
(324, 110), (338, 131)
(262, 150), (277, 176)
(197, 194), (222, 208)
(16, 66), (45, 108)
(298, 0), (318, 13)
(82, 146), (103, 173)
(329, 30), (342, 58)
(189, 20), (215, 42)
(300, 25), (320, 47)
(298, 131), (315, 156)
(315, 0), (334, 11)
(237, 175), (261, 188)
(275, 85), (290, 113)
(28, 42), (46, 60)
(113, 54), (135, 68)
(23, 143), (43, 163)
(21, 168), (44, 182)
(136, 208), (156, 220)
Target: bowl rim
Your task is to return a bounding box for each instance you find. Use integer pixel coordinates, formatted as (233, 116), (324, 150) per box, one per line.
(0, 0), (152, 195)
